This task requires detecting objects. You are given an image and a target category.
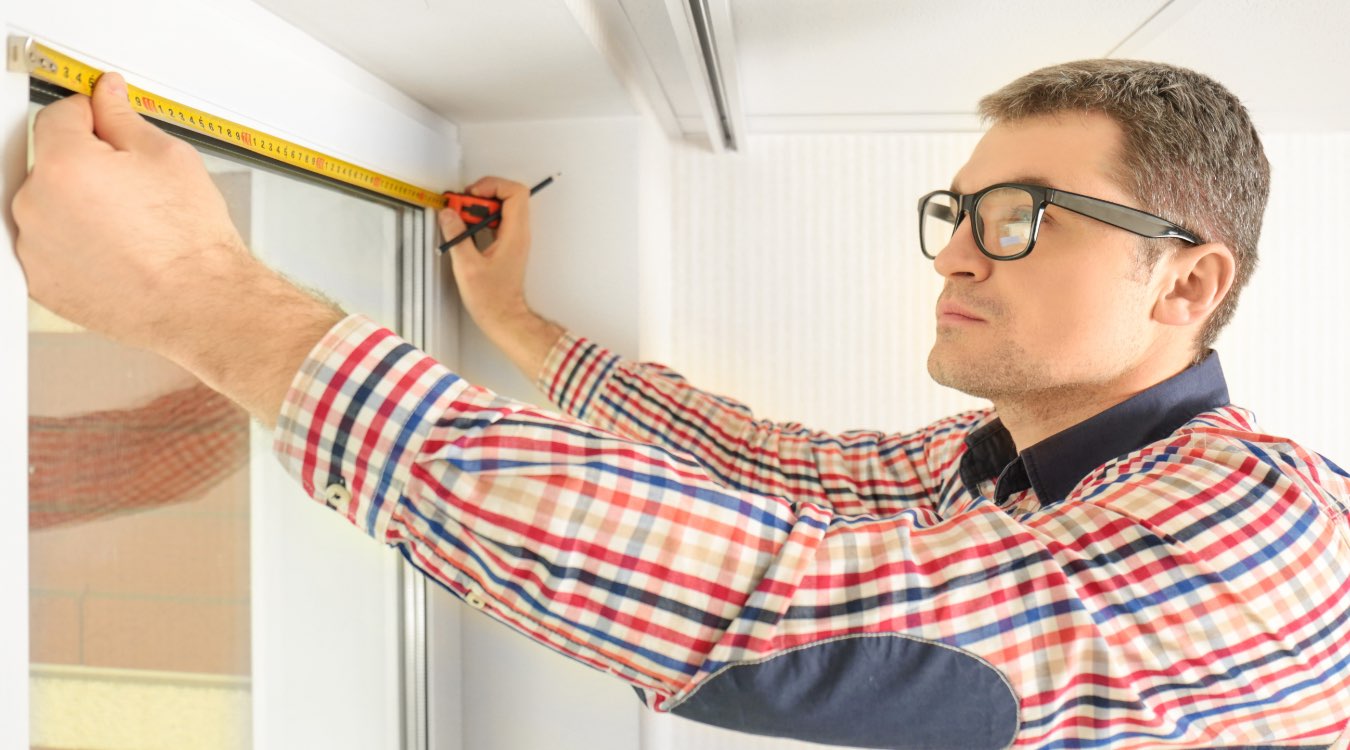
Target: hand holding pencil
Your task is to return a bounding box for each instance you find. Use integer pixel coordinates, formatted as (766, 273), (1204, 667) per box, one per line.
(439, 173), (557, 253)
(437, 175), (549, 342)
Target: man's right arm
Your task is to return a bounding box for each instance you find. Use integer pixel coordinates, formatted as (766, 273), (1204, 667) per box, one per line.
(440, 191), (962, 516)
(438, 179), (564, 382)
(538, 328), (975, 515)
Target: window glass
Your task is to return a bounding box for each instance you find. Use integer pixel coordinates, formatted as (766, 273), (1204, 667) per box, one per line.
(28, 99), (408, 750)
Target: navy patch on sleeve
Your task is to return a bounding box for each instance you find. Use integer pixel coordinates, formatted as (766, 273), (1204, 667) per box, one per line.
(668, 634), (1018, 749)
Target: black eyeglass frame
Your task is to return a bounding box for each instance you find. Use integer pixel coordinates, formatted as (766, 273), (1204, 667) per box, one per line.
(918, 182), (1202, 261)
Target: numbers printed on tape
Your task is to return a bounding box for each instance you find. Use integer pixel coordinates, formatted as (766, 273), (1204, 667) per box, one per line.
(9, 36), (447, 209)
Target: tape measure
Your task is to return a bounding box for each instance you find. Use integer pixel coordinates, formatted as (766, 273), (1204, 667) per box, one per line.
(8, 35), (449, 210)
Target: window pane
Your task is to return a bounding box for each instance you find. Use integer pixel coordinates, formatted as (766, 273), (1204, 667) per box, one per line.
(27, 100), (409, 750)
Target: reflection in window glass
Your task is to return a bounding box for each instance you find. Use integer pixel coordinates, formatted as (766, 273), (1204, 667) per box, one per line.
(28, 99), (405, 749)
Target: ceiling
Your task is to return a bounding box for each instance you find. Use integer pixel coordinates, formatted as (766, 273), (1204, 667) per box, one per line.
(251, 0), (1350, 145)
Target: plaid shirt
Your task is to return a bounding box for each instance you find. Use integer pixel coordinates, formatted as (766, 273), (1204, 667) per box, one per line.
(274, 315), (1350, 749)
(30, 383), (247, 529)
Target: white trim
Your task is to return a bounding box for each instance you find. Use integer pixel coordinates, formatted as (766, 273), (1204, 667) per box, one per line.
(562, 0), (683, 141)
(32, 662), (252, 688)
(703, 0), (745, 150)
(686, 112), (987, 135)
(663, 0), (726, 153)
(0, 60), (30, 749)
(400, 207), (433, 750)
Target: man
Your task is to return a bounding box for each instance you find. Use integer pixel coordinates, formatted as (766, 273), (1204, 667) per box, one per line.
(14, 59), (1350, 748)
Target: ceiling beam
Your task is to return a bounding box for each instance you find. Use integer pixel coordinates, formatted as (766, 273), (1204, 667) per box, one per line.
(1106, 0), (1204, 57)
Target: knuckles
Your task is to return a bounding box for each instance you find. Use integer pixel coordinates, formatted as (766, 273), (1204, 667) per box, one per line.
(151, 133), (199, 165)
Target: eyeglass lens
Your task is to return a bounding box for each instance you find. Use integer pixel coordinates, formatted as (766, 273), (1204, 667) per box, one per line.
(921, 186), (1037, 258)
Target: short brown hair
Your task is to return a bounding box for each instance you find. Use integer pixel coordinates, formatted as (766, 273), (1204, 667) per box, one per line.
(978, 59), (1270, 352)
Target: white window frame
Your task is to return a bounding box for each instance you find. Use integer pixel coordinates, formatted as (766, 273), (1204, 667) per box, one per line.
(1, 2), (463, 747)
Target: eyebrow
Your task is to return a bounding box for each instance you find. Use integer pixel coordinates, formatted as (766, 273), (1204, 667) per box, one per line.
(949, 175), (1060, 194)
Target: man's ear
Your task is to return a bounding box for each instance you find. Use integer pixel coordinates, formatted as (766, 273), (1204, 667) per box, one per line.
(1153, 242), (1236, 327)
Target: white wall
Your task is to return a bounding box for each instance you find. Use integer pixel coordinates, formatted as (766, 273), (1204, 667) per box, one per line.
(1, 2), (460, 747)
(669, 133), (987, 434)
(1221, 134), (1350, 462)
(665, 132), (1349, 458)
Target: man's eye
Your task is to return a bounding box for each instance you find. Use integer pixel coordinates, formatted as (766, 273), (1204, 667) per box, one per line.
(992, 208), (1034, 223)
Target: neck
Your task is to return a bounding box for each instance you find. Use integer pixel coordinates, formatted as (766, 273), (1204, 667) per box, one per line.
(994, 348), (1196, 452)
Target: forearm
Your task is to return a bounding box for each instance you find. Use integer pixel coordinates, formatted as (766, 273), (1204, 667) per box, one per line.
(478, 308), (566, 385)
(538, 333), (949, 515)
(160, 250), (344, 428)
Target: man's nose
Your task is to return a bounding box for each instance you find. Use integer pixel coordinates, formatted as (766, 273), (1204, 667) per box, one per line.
(931, 216), (993, 282)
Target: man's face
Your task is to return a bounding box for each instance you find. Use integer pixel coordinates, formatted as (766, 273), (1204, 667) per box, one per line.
(927, 112), (1166, 401)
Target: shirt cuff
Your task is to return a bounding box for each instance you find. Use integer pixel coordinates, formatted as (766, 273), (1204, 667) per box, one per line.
(535, 331), (623, 421)
(271, 313), (467, 541)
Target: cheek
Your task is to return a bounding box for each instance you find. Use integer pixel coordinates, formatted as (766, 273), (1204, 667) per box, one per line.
(1013, 295), (1094, 354)
(1004, 265), (1141, 361)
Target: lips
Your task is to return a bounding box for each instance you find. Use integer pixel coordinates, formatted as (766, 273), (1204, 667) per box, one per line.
(936, 300), (986, 322)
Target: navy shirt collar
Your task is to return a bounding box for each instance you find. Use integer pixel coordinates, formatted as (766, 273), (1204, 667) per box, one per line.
(958, 351), (1231, 507)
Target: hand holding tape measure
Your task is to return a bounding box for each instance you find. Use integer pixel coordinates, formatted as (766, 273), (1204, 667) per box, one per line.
(12, 35), (559, 257)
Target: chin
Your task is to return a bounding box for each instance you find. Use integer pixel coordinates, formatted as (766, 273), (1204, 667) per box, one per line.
(928, 349), (985, 397)
(928, 344), (1044, 400)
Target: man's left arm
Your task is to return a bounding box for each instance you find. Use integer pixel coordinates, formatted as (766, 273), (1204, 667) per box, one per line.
(13, 74), (345, 429)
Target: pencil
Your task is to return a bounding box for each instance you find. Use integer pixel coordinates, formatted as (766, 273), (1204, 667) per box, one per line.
(438, 173), (559, 253)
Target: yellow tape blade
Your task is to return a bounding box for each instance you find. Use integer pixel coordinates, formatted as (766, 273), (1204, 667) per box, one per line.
(11, 36), (446, 209)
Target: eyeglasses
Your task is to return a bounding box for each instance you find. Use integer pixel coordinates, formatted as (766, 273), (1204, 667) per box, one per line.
(918, 182), (1201, 261)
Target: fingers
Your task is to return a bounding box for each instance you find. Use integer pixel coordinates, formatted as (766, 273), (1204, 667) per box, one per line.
(31, 89), (97, 163)
(466, 176), (531, 247)
(466, 176), (528, 200)
(438, 206), (494, 270)
(91, 73), (171, 153)
(438, 207), (486, 271)
(437, 207), (477, 251)
(437, 206), (465, 239)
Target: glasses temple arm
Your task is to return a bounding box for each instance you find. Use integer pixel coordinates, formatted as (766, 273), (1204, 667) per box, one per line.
(1049, 190), (1200, 243)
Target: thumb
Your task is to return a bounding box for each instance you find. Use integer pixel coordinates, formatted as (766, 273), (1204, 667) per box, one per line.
(91, 73), (169, 152)
(437, 206), (466, 241)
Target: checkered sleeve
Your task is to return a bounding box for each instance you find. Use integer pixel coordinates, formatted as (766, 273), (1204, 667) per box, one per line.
(535, 332), (959, 515)
(272, 315), (842, 703)
(272, 317), (1350, 745)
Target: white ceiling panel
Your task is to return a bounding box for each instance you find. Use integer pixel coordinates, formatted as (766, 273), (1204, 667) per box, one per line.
(729, 0), (1168, 119)
(1114, 0), (1350, 131)
(246, 0), (1350, 140)
(252, 0), (635, 122)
